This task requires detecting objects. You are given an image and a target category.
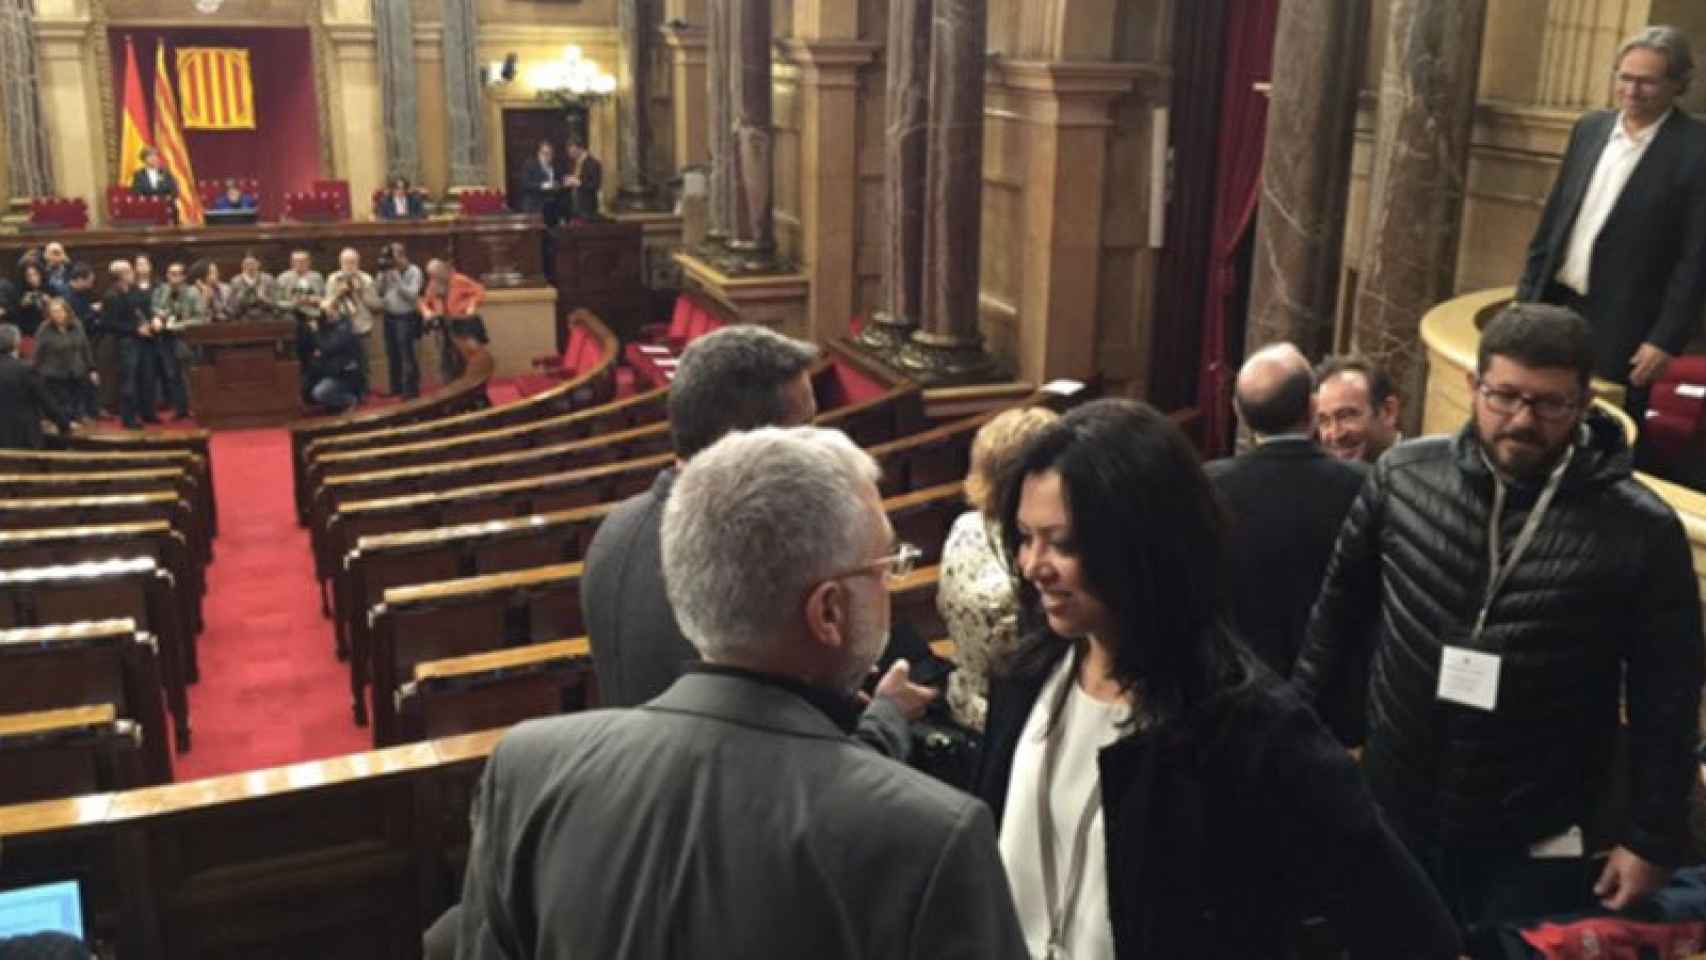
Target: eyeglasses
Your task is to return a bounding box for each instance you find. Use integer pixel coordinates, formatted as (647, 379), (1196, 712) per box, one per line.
(1476, 383), (1580, 422)
(1614, 72), (1669, 90)
(827, 542), (923, 586)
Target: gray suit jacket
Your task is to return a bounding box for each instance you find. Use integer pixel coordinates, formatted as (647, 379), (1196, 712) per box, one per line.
(456, 670), (1028, 959)
(581, 468), (912, 758)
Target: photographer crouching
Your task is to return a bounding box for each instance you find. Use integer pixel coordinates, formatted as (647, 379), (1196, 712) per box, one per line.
(420, 258), (486, 384)
(301, 308), (363, 415)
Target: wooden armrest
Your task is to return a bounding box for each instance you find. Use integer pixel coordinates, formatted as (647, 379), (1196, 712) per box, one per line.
(382, 561), (584, 607)
(413, 637), (592, 683)
(0, 619), (139, 649)
(0, 703), (116, 737)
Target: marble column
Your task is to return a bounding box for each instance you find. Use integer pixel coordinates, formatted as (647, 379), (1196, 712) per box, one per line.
(1245, 0), (1369, 358)
(662, 23), (707, 173)
(1352, 0), (1487, 436)
(441, 0), (487, 186)
(725, 0), (776, 266)
(704, 0), (732, 246)
(898, 0), (995, 382)
(372, 0), (420, 184)
(616, 0), (658, 209)
(0, 0), (52, 198)
(857, 0), (931, 355)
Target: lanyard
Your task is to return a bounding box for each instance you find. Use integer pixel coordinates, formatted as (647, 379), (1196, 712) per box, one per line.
(1035, 669), (1105, 960)
(1473, 443), (1574, 641)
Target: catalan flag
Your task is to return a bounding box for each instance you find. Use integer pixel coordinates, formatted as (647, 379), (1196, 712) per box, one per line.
(176, 47), (255, 131)
(153, 42), (204, 226)
(117, 37), (153, 187)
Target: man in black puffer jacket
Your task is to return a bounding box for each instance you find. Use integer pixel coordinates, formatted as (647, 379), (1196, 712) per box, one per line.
(1294, 302), (1703, 937)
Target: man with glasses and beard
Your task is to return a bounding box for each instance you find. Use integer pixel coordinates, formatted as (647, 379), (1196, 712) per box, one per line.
(1293, 303), (1703, 945)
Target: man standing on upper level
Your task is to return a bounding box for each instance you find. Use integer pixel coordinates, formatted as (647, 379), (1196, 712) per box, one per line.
(1517, 25), (1706, 424)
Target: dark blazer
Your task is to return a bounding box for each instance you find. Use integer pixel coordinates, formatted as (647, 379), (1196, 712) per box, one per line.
(977, 643), (1462, 959)
(567, 154), (602, 219)
(1205, 437), (1368, 743)
(129, 166), (178, 200)
(0, 354), (67, 448)
(376, 192), (426, 220)
(519, 158), (560, 213)
(581, 469), (912, 757)
(1517, 109), (1706, 380)
(457, 669), (1029, 959)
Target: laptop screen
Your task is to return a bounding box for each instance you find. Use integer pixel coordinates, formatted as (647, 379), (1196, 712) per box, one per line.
(0, 879), (85, 938)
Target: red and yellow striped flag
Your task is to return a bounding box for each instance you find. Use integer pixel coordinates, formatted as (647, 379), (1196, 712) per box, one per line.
(153, 43), (204, 226)
(176, 47), (255, 131)
(117, 37), (153, 186)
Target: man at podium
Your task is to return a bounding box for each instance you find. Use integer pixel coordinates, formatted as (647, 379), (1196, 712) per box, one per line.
(130, 148), (178, 203)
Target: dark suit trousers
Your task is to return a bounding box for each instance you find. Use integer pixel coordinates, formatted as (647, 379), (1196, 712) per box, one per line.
(384, 312), (421, 398)
(118, 337), (156, 426)
(1540, 282), (1651, 427)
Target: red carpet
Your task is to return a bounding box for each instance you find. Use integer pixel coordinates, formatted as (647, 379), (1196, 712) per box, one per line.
(170, 427), (367, 780)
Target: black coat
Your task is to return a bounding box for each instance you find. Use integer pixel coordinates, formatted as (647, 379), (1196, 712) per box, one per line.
(1205, 438), (1369, 743)
(129, 166), (178, 200)
(520, 158), (560, 214)
(568, 154), (602, 219)
(310, 320), (362, 388)
(1293, 412), (1705, 864)
(0, 354), (67, 448)
(97, 288), (150, 341)
(1516, 109), (1706, 380)
(976, 642), (1461, 959)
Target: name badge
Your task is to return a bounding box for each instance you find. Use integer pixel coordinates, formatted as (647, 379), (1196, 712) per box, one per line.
(1529, 825), (1585, 859)
(1437, 645), (1501, 712)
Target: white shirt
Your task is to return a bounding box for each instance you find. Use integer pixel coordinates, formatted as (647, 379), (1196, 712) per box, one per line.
(1555, 110), (1672, 295)
(998, 654), (1127, 960)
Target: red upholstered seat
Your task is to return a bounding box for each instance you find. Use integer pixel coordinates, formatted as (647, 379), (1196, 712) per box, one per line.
(313, 180), (351, 219)
(458, 189), (507, 217)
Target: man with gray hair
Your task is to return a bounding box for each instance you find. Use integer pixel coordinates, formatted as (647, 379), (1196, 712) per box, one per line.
(582, 323), (933, 755)
(1518, 24), (1706, 426)
(0, 323), (69, 447)
(457, 426), (1028, 958)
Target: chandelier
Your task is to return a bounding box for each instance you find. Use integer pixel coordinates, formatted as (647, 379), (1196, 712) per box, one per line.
(529, 45), (616, 108)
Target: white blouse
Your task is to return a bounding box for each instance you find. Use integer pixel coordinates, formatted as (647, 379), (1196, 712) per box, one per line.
(998, 654), (1128, 960)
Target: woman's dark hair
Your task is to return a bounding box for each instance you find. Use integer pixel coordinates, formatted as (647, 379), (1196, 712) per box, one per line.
(187, 258), (217, 284)
(20, 261), (43, 286)
(996, 398), (1253, 729)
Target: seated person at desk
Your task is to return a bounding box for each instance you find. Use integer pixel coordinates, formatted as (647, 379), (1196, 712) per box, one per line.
(148, 261), (206, 419)
(130, 147), (178, 203)
(227, 253), (276, 321)
(564, 138), (602, 221)
(377, 176), (426, 220)
(302, 310), (362, 414)
(421, 257), (485, 383)
(211, 178), (256, 211)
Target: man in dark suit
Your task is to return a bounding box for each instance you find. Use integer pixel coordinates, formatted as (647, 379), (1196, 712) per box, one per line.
(520, 140), (563, 224)
(457, 426), (1028, 959)
(1206, 342), (1368, 743)
(0, 323), (69, 448)
(1518, 25), (1706, 422)
(581, 324), (932, 756)
(128, 147), (178, 202)
(564, 138), (602, 220)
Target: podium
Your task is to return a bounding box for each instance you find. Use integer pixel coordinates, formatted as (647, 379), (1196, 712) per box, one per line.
(184, 321), (305, 429)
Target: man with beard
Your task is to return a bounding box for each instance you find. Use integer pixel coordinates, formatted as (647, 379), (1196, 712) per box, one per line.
(455, 426), (1027, 958)
(1293, 303), (1703, 943)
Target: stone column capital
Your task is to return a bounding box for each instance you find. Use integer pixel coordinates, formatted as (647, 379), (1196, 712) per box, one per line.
(990, 59), (1154, 126)
(775, 38), (879, 86)
(34, 19), (91, 59)
(326, 22), (379, 55)
(661, 24), (708, 56)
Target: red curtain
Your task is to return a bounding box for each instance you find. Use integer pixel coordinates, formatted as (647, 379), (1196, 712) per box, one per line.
(1195, 0), (1280, 456)
(111, 29), (321, 222)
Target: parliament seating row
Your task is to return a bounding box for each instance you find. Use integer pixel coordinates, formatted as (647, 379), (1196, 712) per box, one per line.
(0, 466), (212, 562)
(0, 558), (193, 754)
(290, 311), (616, 523)
(0, 619), (172, 791)
(0, 704), (145, 805)
(359, 481), (968, 744)
(0, 444), (220, 536)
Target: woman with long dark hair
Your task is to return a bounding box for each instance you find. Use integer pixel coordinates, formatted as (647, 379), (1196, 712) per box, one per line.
(978, 399), (1461, 959)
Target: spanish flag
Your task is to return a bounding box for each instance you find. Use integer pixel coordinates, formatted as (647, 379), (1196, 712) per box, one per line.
(117, 37), (152, 187)
(152, 42), (203, 226)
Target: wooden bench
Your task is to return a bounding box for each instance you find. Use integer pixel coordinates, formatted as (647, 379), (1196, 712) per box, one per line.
(0, 728), (498, 956)
(0, 468), (212, 561)
(0, 521), (205, 643)
(0, 490), (210, 568)
(0, 619), (172, 784)
(0, 704), (147, 806)
(0, 558), (192, 752)
(0, 447), (217, 536)
(291, 311), (620, 523)
(66, 425), (212, 464)
(337, 503), (615, 716)
(395, 638), (594, 743)
(368, 562), (586, 745)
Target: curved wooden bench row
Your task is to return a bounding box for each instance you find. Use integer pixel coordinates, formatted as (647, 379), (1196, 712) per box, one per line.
(292, 309), (621, 524)
(0, 521), (204, 645)
(0, 558), (191, 753)
(0, 703), (146, 807)
(397, 638), (593, 744)
(0, 467), (210, 561)
(0, 490), (209, 572)
(0, 447), (216, 537)
(0, 619), (171, 785)
(358, 483), (969, 740)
